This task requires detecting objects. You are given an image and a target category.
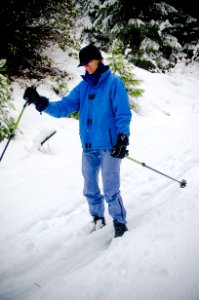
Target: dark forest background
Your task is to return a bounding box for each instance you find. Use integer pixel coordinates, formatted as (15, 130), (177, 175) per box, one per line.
(0, 0), (198, 76)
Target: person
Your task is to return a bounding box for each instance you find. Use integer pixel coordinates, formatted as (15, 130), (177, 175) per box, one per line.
(23, 44), (132, 238)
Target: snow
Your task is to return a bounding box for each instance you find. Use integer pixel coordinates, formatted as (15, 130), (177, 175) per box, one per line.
(0, 46), (199, 300)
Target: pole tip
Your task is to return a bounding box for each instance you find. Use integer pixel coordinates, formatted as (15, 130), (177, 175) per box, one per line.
(180, 179), (187, 188)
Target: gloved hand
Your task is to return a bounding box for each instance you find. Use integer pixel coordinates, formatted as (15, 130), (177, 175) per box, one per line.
(23, 86), (49, 112)
(111, 132), (129, 159)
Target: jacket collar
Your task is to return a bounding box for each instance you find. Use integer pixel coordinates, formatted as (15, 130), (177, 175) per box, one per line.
(81, 64), (110, 87)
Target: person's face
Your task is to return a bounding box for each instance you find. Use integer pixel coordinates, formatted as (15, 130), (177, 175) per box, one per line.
(84, 59), (100, 74)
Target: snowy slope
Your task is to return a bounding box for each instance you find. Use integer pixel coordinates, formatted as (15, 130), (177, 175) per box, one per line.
(0, 46), (199, 300)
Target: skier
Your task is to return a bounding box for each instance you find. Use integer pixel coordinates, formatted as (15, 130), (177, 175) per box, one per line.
(23, 44), (132, 238)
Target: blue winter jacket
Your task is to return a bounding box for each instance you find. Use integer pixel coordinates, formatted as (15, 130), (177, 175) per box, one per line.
(44, 68), (132, 150)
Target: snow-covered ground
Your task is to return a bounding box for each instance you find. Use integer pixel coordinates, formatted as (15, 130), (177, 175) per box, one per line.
(0, 46), (199, 300)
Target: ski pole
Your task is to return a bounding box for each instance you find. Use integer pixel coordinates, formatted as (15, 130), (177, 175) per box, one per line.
(126, 155), (187, 188)
(0, 100), (29, 163)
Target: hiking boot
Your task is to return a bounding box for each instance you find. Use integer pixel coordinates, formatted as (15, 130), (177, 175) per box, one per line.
(113, 220), (128, 238)
(90, 215), (106, 233)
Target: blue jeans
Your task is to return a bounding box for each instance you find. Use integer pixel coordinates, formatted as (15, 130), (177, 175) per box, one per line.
(82, 150), (127, 224)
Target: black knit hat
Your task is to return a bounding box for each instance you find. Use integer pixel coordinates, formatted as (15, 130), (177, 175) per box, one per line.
(78, 44), (103, 67)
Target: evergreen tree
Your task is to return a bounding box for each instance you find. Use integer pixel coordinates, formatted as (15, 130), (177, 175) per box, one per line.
(107, 40), (144, 111)
(0, 60), (15, 142)
(0, 0), (77, 77)
(83, 0), (199, 72)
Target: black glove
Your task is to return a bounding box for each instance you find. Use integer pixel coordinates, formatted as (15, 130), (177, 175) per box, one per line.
(111, 132), (129, 159)
(23, 86), (49, 112)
